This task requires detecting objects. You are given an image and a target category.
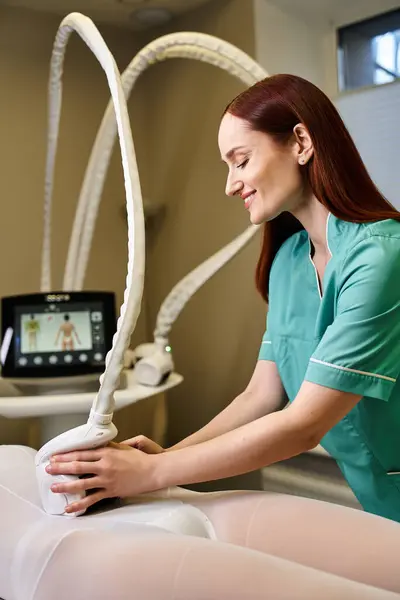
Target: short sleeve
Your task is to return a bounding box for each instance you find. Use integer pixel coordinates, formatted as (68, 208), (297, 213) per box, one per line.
(258, 314), (275, 361)
(305, 235), (400, 401)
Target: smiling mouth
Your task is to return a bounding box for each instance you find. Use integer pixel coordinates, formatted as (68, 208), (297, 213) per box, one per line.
(244, 192), (256, 210)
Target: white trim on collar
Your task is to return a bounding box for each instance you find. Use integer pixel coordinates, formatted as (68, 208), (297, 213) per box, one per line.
(326, 212), (333, 258)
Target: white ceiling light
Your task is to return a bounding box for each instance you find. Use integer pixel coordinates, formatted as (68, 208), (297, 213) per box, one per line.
(132, 6), (173, 26)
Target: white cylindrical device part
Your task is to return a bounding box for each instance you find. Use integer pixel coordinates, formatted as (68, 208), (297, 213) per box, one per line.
(41, 12), (146, 423)
(134, 347), (174, 387)
(153, 224), (259, 345)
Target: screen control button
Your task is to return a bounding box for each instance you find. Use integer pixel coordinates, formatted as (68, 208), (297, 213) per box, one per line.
(91, 312), (103, 323)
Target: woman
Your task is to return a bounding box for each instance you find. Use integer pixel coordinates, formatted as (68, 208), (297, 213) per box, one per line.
(45, 74), (400, 588)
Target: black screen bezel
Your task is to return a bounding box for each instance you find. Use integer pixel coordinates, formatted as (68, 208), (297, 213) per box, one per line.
(1, 291), (116, 378)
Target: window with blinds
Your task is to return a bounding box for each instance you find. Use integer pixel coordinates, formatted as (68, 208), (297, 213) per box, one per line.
(338, 9), (400, 92)
(335, 10), (400, 210)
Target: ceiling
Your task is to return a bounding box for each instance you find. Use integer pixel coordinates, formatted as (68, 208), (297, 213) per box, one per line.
(1, 0), (214, 29)
(2, 0), (399, 29)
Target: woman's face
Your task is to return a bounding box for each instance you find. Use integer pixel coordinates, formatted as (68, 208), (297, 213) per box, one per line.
(218, 113), (309, 225)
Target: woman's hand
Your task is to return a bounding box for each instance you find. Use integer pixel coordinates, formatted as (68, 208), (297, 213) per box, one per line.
(121, 435), (165, 454)
(45, 442), (161, 514)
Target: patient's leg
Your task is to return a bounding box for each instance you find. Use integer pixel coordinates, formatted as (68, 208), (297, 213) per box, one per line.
(177, 489), (400, 594)
(1, 446), (398, 599)
(0, 446), (45, 600)
(32, 526), (398, 600)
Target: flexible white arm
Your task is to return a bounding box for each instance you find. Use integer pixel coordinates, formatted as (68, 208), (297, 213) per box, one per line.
(63, 33), (268, 292)
(36, 12), (145, 517)
(40, 11), (145, 422)
(153, 224), (258, 345)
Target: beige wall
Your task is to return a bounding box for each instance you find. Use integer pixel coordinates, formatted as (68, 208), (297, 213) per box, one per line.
(254, 0), (329, 91)
(0, 6), (149, 444)
(135, 0), (265, 490)
(255, 1), (400, 101)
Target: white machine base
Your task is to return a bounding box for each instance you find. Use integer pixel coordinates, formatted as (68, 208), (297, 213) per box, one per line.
(0, 370), (183, 445)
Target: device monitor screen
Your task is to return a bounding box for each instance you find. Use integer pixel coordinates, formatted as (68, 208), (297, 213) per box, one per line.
(1, 292), (116, 378)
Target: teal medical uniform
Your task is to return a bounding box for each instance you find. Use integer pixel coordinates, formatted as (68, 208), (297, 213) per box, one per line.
(258, 214), (400, 522)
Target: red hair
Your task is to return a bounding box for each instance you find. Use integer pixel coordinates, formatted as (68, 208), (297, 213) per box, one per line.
(224, 74), (400, 303)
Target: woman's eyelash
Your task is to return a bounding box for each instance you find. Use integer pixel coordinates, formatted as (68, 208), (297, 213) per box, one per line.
(237, 159), (249, 169)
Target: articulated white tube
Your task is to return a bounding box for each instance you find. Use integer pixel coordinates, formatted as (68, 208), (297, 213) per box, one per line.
(35, 13), (145, 517)
(40, 12), (145, 420)
(63, 33), (268, 292)
(153, 224), (258, 345)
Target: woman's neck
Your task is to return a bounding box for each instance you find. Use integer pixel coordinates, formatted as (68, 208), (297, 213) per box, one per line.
(291, 194), (331, 258)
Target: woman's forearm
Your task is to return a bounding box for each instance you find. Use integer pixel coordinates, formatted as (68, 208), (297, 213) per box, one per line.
(167, 390), (278, 452)
(155, 409), (315, 489)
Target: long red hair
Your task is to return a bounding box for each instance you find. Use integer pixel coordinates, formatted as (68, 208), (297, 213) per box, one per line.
(224, 74), (400, 302)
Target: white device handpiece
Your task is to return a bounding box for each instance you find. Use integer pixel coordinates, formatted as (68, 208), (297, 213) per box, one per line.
(35, 421), (117, 516)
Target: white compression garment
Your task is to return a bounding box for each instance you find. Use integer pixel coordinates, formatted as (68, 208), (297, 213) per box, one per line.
(2, 445), (400, 600)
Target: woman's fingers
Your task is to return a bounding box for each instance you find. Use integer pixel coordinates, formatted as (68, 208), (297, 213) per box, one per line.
(46, 459), (102, 476)
(120, 435), (145, 447)
(65, 490), (108, 514)
(121, 435), (164, 454)
(50, 448), (104, 463)
(51, 474), (102, 494)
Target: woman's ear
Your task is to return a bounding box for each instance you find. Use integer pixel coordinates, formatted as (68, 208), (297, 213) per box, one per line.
(293, 123), (314, 165)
